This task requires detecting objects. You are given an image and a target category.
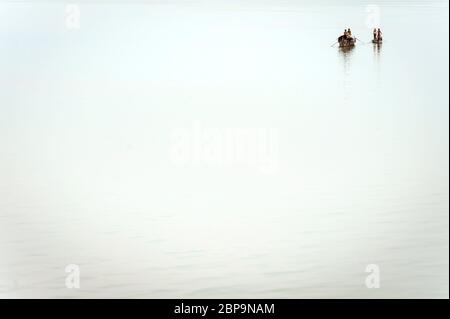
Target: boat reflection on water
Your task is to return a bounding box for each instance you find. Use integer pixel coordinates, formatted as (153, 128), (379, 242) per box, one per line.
(338, 44), (355, 101)
(339, 44), (355, 55)
(373, 41), (382, 87)
(373, 41), (382, 56)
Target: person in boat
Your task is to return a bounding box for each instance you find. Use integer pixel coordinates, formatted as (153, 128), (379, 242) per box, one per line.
(347, 28), (352, 37)
(373, 28), (377, 40)
(339, 29), (347, 42)
(377, 28), (383, 41)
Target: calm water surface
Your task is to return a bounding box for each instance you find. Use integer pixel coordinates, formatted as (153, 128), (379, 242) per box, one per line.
(0, 0), (448, 298)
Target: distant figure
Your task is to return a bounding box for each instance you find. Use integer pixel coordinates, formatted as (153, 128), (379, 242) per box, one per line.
(339, 29), (347, 42)
(373, 28), (377, 40)
(377, 28), (383, 41)
(347, 28), (352, 38)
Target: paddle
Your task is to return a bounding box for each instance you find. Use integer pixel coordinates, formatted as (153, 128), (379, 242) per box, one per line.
(330, 40), (339, 47)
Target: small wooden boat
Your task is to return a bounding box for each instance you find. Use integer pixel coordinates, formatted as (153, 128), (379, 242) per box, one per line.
(372, 39), (383, 44)
(339, 37), (356, 48)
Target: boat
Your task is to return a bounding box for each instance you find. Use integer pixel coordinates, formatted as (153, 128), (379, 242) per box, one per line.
(372, 39), (383, 44)
(339, 37), (356, 48)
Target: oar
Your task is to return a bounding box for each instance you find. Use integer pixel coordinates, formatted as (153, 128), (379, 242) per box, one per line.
(330, 40), (339, 47)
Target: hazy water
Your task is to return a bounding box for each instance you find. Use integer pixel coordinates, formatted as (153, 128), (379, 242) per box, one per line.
(0, 0), (448, 298)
